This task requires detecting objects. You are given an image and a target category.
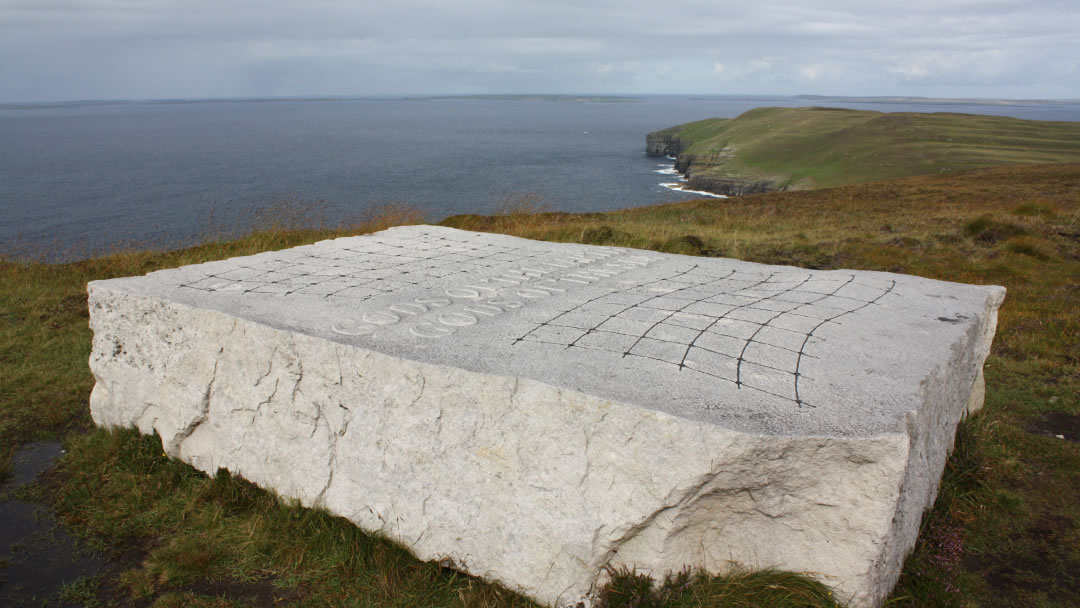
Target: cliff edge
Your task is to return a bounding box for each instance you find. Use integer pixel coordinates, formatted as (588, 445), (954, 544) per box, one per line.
(647, 106), (1080, 197)
(646, 123), (787, 195)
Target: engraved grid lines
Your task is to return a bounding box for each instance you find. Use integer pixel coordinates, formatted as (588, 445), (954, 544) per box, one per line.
(178, 232), (554, 300)
(514, 265), (896, 408)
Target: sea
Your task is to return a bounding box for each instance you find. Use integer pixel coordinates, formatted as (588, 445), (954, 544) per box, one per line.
(3, 94), (1079, 260)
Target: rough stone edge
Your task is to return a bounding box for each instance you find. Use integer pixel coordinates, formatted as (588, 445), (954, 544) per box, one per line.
(862, 287), (1003, 605)
(86, 283), (1000, 607)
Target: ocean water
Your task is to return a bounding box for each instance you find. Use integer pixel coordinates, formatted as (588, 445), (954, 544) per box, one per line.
(2, 95), (1079, 260)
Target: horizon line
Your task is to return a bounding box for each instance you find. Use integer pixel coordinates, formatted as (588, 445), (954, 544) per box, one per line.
(3, 92), (1080, 108)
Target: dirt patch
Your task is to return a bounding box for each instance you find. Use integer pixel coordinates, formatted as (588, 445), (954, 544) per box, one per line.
(1027, 412), (1080, 442)
(102, 577), (306, 608)
(87, 537), (307, 607)
(963, 515), (1079, 604)
(187, 578), (305, 607)
(1057, 230), (1080, 243)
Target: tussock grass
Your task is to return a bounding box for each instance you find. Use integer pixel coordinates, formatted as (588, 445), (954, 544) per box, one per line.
(963, 215), (1029, 244)
(1011, 202), (1058, 218)
(2, 163), (1078, 606)
(597, 567), (839, 608)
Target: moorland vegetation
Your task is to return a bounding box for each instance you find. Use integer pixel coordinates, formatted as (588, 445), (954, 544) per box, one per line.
(649, 107), (1080, 195)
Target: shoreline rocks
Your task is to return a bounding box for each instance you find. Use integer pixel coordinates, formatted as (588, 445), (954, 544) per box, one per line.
(647, 131), (786, 197)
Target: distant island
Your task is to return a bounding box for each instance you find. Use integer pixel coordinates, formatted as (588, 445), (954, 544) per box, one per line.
(647, 106), (1080, 196)
(0, 94), (643, 111)
(413, 94), (640, 103)
(794, 95), (1080, 107)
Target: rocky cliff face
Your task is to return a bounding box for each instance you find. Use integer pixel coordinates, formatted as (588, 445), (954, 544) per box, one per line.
(647, 130), (785, 196)
(645, 132), (682, 157)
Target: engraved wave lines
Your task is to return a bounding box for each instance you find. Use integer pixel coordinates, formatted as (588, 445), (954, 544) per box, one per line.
(514, 264), (896, 408)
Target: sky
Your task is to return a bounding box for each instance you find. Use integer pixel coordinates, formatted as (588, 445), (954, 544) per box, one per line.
(1, 0), (1078, 102)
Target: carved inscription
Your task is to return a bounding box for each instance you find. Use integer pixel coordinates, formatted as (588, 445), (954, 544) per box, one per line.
(180, 230), (560, 299)
(330, 250), (658, 338)
(177, 227), (662, 340)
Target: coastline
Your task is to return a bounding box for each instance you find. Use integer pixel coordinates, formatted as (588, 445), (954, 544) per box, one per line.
(646, 106), (1080, 197)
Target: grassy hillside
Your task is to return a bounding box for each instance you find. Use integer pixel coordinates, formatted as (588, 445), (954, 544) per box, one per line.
(649, 107), (1080, 193)
(2, 164), (1078, 606)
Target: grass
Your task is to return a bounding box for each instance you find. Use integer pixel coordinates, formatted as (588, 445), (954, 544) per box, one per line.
(2, 163), (1078, 606)
(652, 107), (1080, 191)
(597, 567), (838, 607)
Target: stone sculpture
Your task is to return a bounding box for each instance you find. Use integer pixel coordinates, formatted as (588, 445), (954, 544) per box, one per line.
(88, 226), (1004, 607)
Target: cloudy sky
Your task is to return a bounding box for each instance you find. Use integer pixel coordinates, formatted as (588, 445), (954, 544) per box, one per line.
(1, 0), (1077, 102)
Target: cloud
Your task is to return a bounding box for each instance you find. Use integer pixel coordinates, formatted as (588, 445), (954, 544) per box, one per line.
(0, 0), (1078, 100)
(792, 20), (876, 35)
(886, 49), (1044, 86)
(747, 59), (773, 73)
(797, 63), (843, 82)
(799, 65), (822, 81)
(890, 62), (930, 80)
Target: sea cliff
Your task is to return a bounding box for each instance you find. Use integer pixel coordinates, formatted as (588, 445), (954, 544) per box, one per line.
(645, 120), (789, 196)
(646, 107), (1080, 197)
(644, 131), (682, 158)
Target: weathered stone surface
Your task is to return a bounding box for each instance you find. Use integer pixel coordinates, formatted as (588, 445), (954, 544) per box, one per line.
(87, 226), (1004, 607)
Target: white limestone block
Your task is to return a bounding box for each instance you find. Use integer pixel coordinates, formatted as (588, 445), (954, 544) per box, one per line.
(87, 226), (1004, 607)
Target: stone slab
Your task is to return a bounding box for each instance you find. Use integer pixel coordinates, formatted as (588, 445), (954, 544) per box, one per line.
(87, 225), (1005, 607)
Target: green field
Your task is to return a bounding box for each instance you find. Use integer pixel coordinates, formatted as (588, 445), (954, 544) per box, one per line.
(651, 107), (1080, 191)
(2, 164), (1078, 606)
